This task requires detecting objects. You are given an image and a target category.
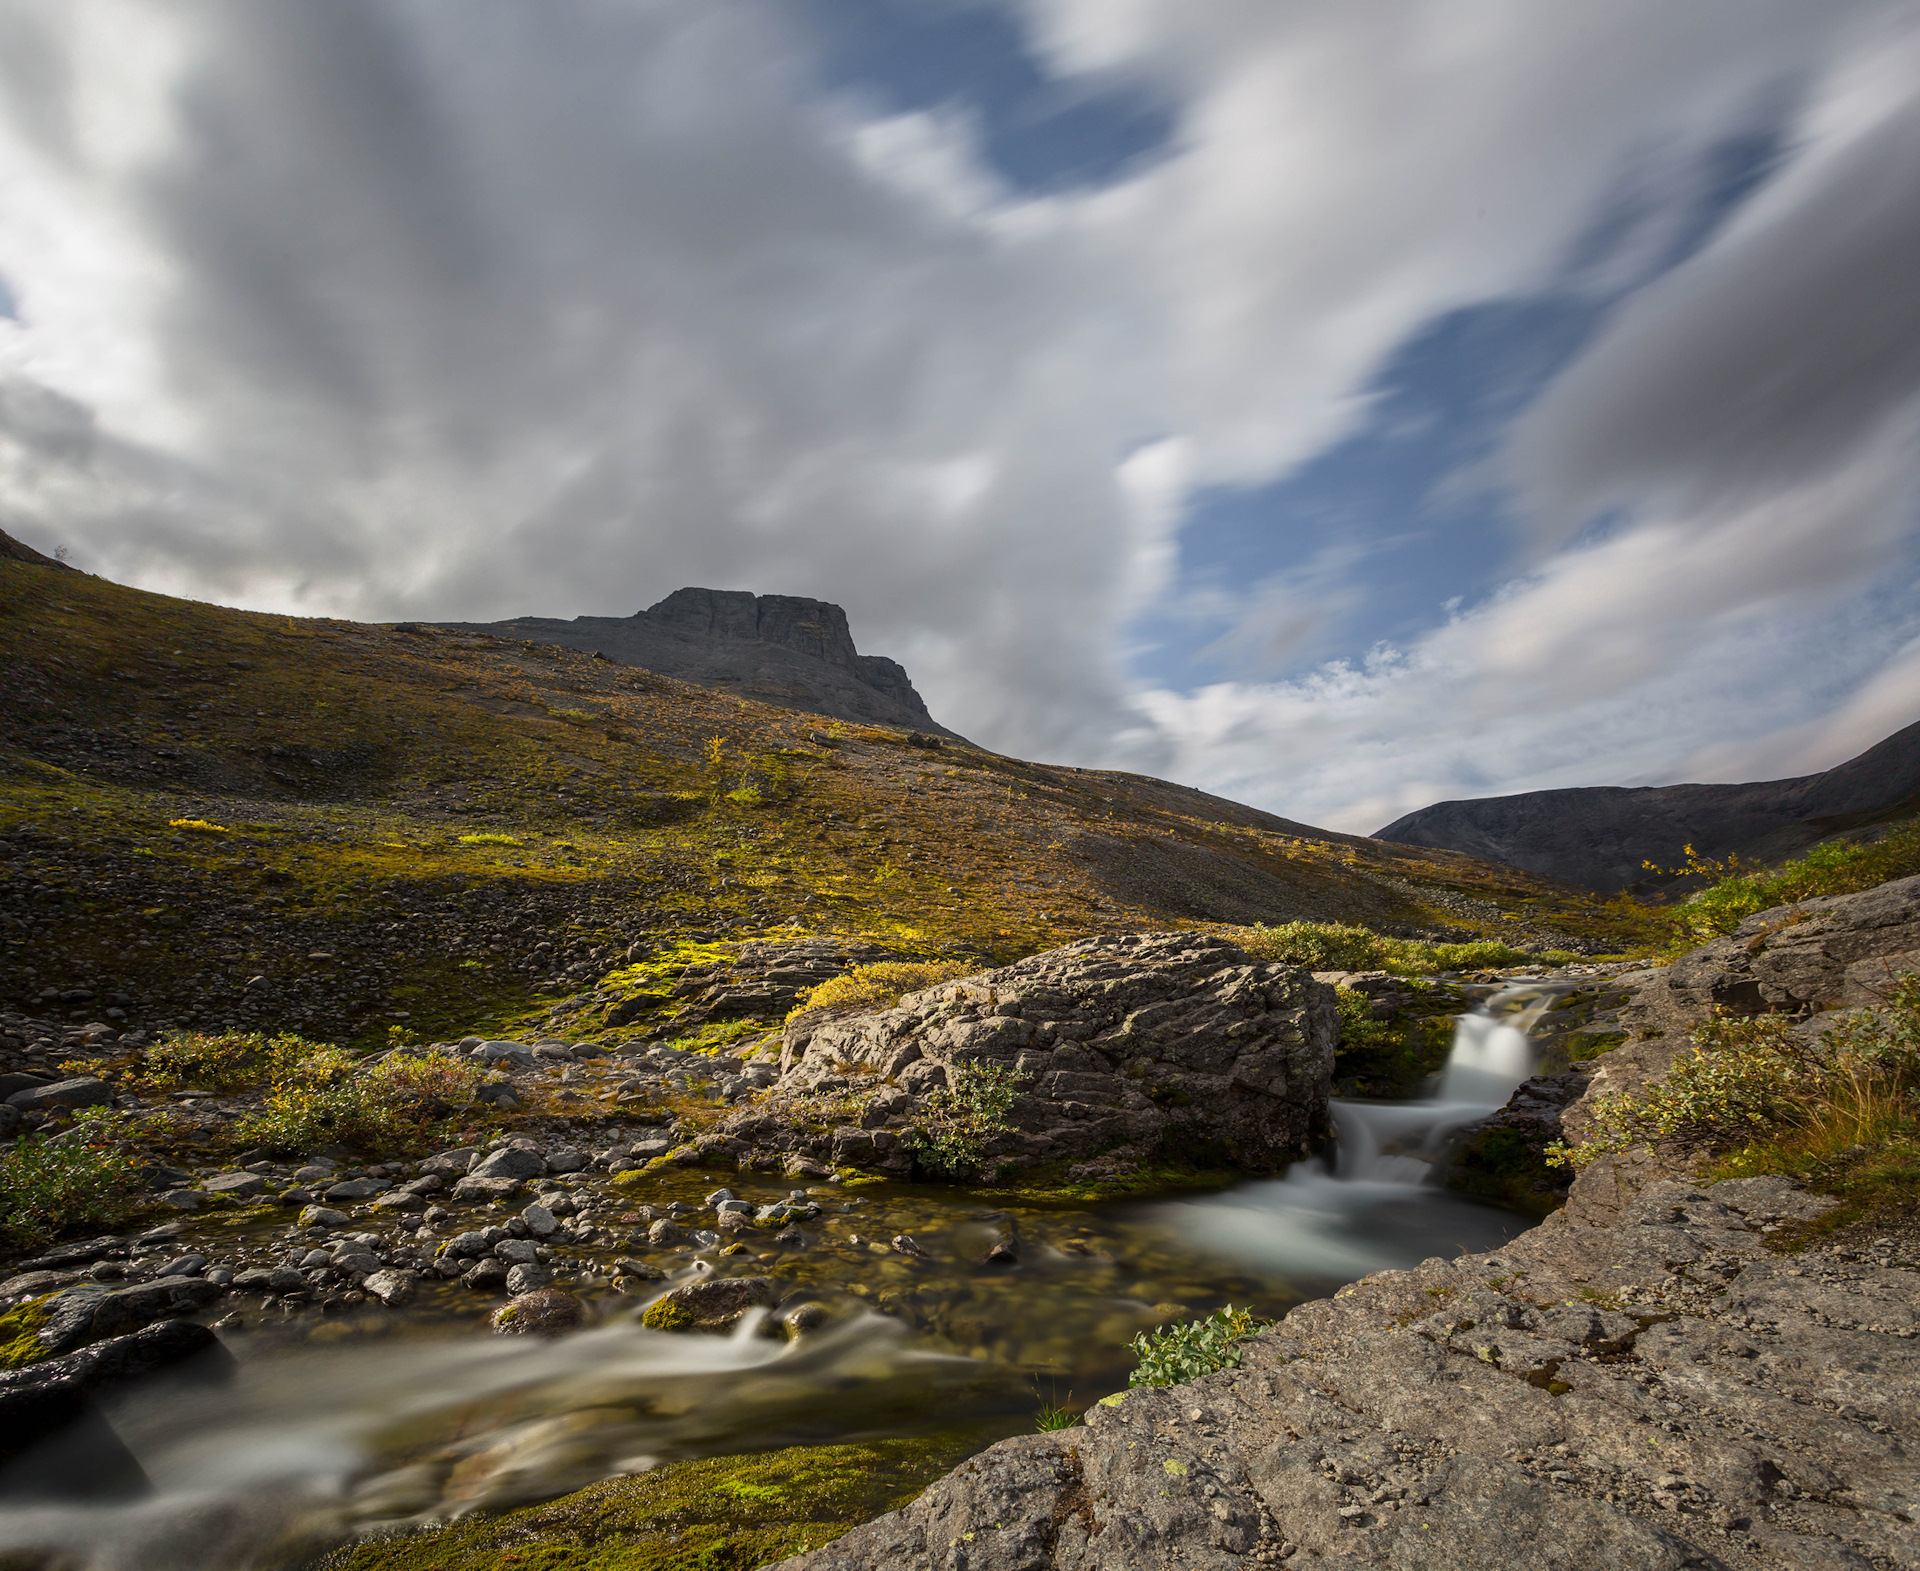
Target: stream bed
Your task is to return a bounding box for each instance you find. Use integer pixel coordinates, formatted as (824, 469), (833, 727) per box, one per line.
(0, 984), (1566, 1570)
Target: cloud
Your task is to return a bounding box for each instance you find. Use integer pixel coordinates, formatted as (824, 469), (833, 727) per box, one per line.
(0, 0), (1917, 832)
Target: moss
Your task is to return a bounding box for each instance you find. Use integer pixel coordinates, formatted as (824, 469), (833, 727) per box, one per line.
(1566, 1030), (1627, 1063)
(638, 1298), (699, 1332)
(972, 1160), (1242, 1205)
(318, 1437), (978, 1571)
(0, 1297), (53, 1370)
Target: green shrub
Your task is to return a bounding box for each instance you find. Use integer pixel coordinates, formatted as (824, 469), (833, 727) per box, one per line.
(1128, 1305), (1273, 1388)
(1238, 921), (1553, 977)
(1661, 820), (1920, 944)
(131, 1029), (289, 1092)
(235, 1042), (482, 1155)
(792, 960), (973, 1020)
(1547, 973), (1920, 1171)
(908, 1058), (1029, 1174)
(0, 1111), (138, 1252)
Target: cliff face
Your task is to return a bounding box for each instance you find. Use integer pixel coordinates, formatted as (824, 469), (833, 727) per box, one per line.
(443, 587), (954, 737)
(1374, 719), (1920, 892)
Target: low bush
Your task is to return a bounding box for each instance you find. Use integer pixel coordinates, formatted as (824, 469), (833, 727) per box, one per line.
(792, 960), (973, 1020)
(1547, 973), (1920, 1172)
(131, 1029), (289, 1092)
(0, 1111), (138, 1252)
(235, 1041), (483, 1155)
(1656, 819), (1920, 944)
(1238, 921), (1564, 977)
(908, 1058), (1029, 1174)
(1129, 1304), (1273, 1388)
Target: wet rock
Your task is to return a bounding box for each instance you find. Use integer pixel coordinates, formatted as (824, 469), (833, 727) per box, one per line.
(2, 1270), (81, 1299)
(462, 1259), (510, 1292)
(452, 1175), (528, 1203)
(494, 1238), (539, 1265)
(522, 1203), (559, 1237)
(545, 1146), (588, 1173)
(361, 1269), (417, 1307)
(297, 1205), (351, 1229)
(491, 1288), (584, 1335)
(640, 1276), (777, 1331)
(890, 1234), (926, 1258)
(504, 1263), (552, 1295)
(612, 1257), (665, 1283)
(647, 1218), (688, 1247)
(0, 1321), (232, 1501)
(156, 1254), (207, 1278)
(323, 1177), (385, 1201)
(783, 1302), (829, 1337)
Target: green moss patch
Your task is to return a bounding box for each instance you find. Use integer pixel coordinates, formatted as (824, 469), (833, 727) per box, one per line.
(0, 1296), (53, 1370)
(321, 1438), (977, 1571)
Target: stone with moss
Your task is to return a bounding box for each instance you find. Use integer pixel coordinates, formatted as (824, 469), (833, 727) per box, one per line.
(318, 1437), (980, 1571)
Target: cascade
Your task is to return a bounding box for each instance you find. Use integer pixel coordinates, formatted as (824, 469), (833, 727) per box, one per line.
(1156, 981), (1564, 1281)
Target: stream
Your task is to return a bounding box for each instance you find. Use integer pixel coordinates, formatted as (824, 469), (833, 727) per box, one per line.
(0, 982), (1564, 1570)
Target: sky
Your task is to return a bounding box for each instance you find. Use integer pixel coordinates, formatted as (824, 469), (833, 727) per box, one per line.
(1, 0), (1918, 835)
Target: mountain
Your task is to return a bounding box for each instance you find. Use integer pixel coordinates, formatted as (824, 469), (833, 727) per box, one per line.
(0, 524), (1625, 1046)
(1375, 719), (1920, 892)
(442, 587), (954, 736)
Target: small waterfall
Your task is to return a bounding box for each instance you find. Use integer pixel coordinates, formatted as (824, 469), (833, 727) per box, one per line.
(1157, 980), (1564, 1280)
(1332, 981), (1561, 1182)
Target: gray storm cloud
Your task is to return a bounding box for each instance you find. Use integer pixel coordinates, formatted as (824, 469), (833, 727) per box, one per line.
(0, 0), (1916, 827)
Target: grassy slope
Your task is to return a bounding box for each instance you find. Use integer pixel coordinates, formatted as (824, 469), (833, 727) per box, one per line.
(0, 553), (1627, 1046)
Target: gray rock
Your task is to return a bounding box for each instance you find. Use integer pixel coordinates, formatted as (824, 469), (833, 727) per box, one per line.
(612, 1257), (665, 1283)
(521, 1204), (559, 1237)
(504, 1263), (551, 1295)
(5, 1077), (112, 1112)
(470, 1147), (547, 1181)
(492, 1287), (584, 1335)
(155, 1189), (205, 1211)
(473, 1081), (519, 1109)
(493, 1239), (539, 1265)
(155, 1255), (207, 1278)
(297, 1206), (351, 1229)
(749, 932), (1335, 1177)
(452, 1175), (529, 1202)
(545, 1146), (588, 1173)
(1, 1270), (81, 1299)
(361, 1270), (417, 1307)
(647, 1218), (687, 1247)
(323, 1178), (385, 1201)
(202, 1171), (267, 1198)
(462, 1258), (510, 1291)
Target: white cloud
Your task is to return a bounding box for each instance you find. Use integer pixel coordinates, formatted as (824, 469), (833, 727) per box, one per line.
(0, 0), (1917, 833)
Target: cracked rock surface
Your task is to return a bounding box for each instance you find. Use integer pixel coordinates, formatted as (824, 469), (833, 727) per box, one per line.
(734, 932), (1337, 1177)
(771, 1174), (1918, 1571)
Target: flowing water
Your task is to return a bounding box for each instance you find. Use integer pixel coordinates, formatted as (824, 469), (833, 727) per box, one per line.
(0, 982), (1563, 1569)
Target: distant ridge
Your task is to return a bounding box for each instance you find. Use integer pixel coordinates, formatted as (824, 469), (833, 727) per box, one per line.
(443, 587), (957, 738)
(1374, 719), (1920, 892)
(0, 526), (76, 570)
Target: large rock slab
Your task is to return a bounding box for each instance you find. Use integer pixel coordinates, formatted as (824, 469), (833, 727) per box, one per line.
(771, 1175), (1919, 1571)
(738, 932), (1335, 1178)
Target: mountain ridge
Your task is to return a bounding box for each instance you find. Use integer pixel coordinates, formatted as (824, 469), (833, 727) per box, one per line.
(1376, 718), (1920, 892)
(442, 586), (954, 737)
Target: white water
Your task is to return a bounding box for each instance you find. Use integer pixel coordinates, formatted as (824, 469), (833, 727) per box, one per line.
(1154, 982), (1563, 1282)
(0, 1305), (980, 1571)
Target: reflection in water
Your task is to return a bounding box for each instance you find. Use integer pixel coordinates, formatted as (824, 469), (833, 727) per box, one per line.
(0, 983), (1562, 1568)
(1153, 983), (1561, 1281)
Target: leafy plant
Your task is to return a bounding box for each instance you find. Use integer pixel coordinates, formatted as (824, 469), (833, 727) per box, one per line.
(1032, 1379), (1078, 1431)
(1547, 973), (1920, 1170)
(1128, 1304), (1273, 1388)
(0, 1111), (138, 1252)
(909, 1058), (1029, 1174)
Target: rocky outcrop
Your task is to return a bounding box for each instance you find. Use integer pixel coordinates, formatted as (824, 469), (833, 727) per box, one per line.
(1376, 718), (1920, 892)
(774, 1172), (1918, 1571)
(727, 933), (1336, 1179)
(442, 586), (957, 736)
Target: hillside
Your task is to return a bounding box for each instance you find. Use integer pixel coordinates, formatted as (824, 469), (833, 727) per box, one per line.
(0, 531), (1625, 1049)
(1376, 718), (1920, 893)
(443, 587), (954, 736)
